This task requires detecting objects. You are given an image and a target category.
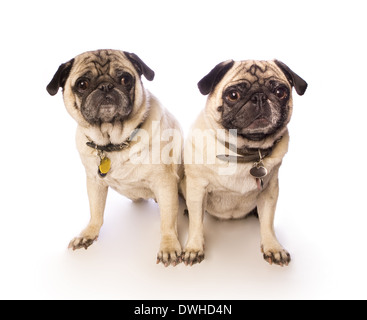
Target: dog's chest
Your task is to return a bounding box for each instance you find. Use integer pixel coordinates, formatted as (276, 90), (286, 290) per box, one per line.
(208, 161), (264, 194)
(82, 151), (155, 200)
(204, 159), (278, 219)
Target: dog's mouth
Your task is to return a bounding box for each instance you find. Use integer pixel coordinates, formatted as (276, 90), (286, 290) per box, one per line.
(98, 103), (117, 122)
(246, 117), (272, 130)
(224, 111), (286, 141)
(99, 103), (116, 110)
(230, 114), (274, 131)
(82, 89), (132, 124)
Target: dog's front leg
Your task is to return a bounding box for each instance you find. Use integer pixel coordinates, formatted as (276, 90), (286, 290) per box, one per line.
(68, 176), (108, 250)
(183, 176), (207, 266)
(155, 178), (182, 267)
(257, 166), (291, 266)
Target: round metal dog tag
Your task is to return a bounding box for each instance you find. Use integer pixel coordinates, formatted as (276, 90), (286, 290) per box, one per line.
(250, 166), (268, 179)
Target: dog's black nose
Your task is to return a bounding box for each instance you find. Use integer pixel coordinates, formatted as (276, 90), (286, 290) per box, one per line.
(99, 82), (114, 92)
(251, 92), (267, 107)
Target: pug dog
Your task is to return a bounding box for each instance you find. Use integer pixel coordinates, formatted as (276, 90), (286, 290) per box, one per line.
(182, 59), (307, 266)
(47, 49), (183, 266)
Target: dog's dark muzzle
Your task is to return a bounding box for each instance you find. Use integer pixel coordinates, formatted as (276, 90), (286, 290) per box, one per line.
(81, 82), (132, 124)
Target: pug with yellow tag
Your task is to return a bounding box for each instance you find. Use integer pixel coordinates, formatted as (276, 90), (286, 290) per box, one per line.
(47, 49), (183, 266)
(182, 59), (307, 266)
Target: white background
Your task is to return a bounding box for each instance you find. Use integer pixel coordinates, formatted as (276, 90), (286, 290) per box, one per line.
(1, 0), (366, 299)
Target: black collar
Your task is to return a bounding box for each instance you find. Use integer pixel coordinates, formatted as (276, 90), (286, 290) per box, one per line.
(86, 123), (143, 153)
(216, 136), (282, 163)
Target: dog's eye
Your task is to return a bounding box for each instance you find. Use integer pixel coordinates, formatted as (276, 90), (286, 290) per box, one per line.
(120, 74), (133, 87)
(274, 87), (288, 100)
(225, 90), (240, 102)
(76, 79), (90, 92)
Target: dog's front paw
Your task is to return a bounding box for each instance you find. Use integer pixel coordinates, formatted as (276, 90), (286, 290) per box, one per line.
(261, 244), (291, 266)
(68, 235), (98, 251)
(68, 224), (101, 251)
(183, 238), (205, 266)
(157, 236), (182, 267)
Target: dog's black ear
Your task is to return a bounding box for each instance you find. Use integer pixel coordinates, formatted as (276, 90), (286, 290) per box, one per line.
(46, 59), (75, 96)
(274, 60), (308, 96)
(124, 51), (155, 81)
(198, 60), (235, 95)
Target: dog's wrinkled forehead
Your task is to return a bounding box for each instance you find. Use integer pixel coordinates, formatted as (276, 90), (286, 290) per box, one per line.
(72, 50), (133, 79)
(230, 60), (287, 86)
